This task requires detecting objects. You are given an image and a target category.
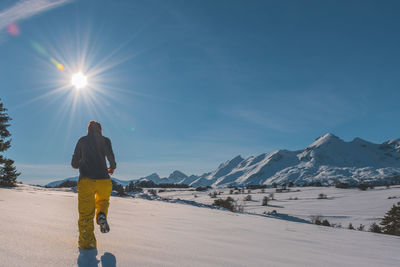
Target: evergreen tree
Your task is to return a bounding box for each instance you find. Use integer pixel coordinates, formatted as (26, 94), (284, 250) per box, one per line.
(380, 203), (400, 236)
(369, 222), (382, 233)
(0, 100), (19, 187)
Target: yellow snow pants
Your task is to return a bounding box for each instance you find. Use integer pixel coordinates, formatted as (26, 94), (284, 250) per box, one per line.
(77, 177), (112, 249)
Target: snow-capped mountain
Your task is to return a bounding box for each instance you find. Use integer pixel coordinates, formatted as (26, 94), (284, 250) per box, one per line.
(47, 134), (400, 187)
(139, 171), (188, 184)
(142, 133), (400, 187)
(46, 176), (131, 187)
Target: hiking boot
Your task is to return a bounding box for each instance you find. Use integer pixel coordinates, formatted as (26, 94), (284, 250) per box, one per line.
(97, 212), (110, 233)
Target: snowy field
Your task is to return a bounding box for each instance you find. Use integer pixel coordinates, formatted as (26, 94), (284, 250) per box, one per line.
(1, 184), (400, 266)
(156, 185), (400, 228)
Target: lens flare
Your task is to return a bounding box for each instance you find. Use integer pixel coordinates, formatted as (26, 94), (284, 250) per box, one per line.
(50, 58), (64, 71)
(71, 72), (88, 89)
(31, 41), (64, 71)
(7, 24), (20, 36)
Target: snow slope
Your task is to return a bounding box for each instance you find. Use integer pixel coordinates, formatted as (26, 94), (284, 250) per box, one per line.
(157, 185), (400, 227)
(1, 185), (399, 266)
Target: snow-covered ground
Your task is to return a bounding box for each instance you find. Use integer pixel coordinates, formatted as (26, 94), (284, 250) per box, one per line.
(156, 186), (400, 227)
(1, 184), (400, 266)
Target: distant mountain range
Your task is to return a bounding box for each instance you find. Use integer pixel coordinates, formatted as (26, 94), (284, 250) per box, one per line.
(46, 133), (400, 188)
(46, 177), (131, 187)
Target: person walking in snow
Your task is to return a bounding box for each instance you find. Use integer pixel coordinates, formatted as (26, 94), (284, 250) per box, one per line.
(71, 120), (116, 250)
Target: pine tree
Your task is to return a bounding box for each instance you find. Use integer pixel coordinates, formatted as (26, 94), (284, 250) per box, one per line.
(0, 99), (19, 187)
(369, 222), (382, 233)
(380, 203), (400, 236)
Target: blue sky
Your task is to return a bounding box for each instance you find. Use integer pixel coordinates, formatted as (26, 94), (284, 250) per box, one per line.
(1, 0), (400, 184)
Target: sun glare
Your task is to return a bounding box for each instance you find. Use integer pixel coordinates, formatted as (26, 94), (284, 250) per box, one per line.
(71, 72), (88, 89)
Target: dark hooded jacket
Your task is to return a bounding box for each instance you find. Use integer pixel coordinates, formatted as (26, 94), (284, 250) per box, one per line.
(71, 131), (116, 179)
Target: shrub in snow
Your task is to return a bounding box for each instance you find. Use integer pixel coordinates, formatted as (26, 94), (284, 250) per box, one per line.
(262, 196), (269, 206)
(348, 223), (355, 230)
(112, 181), (126, 196)
(357, 224), (365, 231)
(265, 210), (277, 215)
(321, 219), (331, 227)
(309, 181), (322, 187)
(318, 193), (327, 199)
(248, 189), (251, 194)
(148, 189), (157, 196)
(380, 202), (400, 236)
(358, 184), (368, 191)
(261, 189), (265, 194)
(311, 216), (323, 225)
(369, 223), (382, 233)
(213, 197), (235, 211)
(244, 195), (252, 201)
(335, 182), (350, 189)
(229, 189), (233, 194)
(246, 185), (267, 190)
(288, 181), (294, 187)
(195, 186), (211, 191)
(125, 181), (143, 193)
(234, 202), (244, 212)
(209, 191), (218, 198)
(269, 193), (274, 200)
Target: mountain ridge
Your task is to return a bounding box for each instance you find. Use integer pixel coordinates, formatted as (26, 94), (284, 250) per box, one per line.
(46, 133), (400, 187)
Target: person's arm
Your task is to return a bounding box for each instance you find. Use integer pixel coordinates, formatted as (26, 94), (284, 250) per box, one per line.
(105, 137), (117, 170)
(71, 139), (82, 169)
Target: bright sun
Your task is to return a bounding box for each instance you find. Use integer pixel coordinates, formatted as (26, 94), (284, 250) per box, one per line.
(71, 72), (88, 89)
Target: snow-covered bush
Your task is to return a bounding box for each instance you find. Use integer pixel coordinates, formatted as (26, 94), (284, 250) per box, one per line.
(209, 191), (218, 198)
(244, 195), (252, 201)
(311, 215), (323, 225)
(213, 197), (235, 211)
(262, 196), (269, 206)
(234, 202), (244, 212)
(148, 189), (157, 196)
(321, 219), (331, 227)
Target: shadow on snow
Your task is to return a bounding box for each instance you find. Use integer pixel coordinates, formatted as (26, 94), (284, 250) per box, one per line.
(77, 249), (116, 267)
